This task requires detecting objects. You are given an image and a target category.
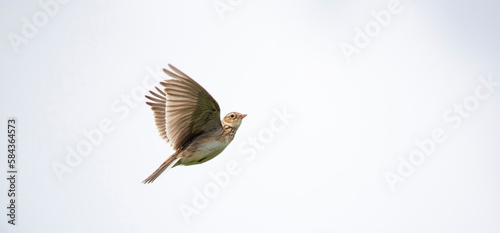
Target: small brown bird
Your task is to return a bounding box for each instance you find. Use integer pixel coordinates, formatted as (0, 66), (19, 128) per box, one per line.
(142, 64), (246, 183)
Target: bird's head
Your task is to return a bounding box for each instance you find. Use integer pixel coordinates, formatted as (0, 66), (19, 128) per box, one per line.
(222, 112), (247, 128)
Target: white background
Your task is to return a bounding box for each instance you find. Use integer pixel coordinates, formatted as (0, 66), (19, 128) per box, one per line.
(1, 0), (500, 232)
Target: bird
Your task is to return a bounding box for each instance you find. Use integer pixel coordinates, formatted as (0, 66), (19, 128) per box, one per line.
(142, 64), (246, 184)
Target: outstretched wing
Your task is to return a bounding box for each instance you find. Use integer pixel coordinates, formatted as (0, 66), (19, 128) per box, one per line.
(145, 86), (169, 143)
(145, 64), (222, 150)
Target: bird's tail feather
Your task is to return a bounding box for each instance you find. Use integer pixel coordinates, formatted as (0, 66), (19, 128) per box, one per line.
(142, 152), (181, 184)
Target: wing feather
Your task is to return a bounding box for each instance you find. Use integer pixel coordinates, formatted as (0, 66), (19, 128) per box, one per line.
(145, 64), (221, 150)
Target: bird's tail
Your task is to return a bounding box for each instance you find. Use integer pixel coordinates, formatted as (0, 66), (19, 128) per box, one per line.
(142, 152), (181, 184)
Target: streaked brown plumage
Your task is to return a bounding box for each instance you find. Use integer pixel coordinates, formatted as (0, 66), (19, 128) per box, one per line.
(142, 64), (246, 184)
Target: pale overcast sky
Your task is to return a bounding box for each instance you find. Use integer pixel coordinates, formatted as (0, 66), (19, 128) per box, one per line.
(1, 0), (499, 232)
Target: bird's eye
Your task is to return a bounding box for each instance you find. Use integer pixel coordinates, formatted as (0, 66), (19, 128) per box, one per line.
(230, 114), (235, 118)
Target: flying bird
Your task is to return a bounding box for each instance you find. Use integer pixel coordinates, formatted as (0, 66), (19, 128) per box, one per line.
(142, 64), (246, 183)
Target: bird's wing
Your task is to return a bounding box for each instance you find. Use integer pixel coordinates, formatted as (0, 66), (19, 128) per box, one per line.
(146, 86), (170, 143)
(146, 64), (222, 150)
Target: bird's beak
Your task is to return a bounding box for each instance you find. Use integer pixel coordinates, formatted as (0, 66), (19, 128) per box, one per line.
(239, 114), (247, 119)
